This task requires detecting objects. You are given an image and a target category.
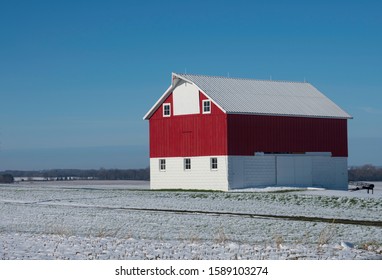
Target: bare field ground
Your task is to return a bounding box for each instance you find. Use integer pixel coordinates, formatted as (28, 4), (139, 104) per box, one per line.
(0, 181), (381, 260)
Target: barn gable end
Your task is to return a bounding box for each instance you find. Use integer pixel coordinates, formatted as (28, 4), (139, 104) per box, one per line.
(172, 81), (200, 116)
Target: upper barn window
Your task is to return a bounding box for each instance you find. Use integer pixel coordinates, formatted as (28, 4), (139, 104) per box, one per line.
(202, 100), (211, 114)
(163, 103), (171, 117)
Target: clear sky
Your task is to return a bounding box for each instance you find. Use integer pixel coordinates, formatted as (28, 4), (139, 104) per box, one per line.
(0, 0), (381, 170)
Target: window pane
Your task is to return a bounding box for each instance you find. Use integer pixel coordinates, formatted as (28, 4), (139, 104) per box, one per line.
(163, 104), (170, 116)
(211, 158), (218, 169)
(184, 158), (191, 170)
(160, 159), (166, 170)
(203, 100), (210, 113)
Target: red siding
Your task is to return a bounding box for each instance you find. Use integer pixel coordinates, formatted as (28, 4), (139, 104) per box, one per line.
(149, 91), (227, 157)
(149, 92), (348, 158)
(150, 94), (173, 120)
(227, 115), (348, 157)
(199, 91), (212, 110)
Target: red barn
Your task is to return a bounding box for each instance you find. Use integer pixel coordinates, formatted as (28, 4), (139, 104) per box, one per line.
(143, 73), (352, 191)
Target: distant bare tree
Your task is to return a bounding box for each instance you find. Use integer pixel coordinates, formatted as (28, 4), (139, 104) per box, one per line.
(0, 174), (14, 183)
(348, 164), (382, 181)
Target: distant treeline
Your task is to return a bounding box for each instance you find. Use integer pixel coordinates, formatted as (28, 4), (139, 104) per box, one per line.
(348, 164), (382, 181)
(2, 165), (381, 183)
(0, 174), (14, 183)
(0, 168), (150, 181)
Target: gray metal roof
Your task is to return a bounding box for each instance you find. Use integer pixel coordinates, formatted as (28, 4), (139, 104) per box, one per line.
(144, 73), (352, 120)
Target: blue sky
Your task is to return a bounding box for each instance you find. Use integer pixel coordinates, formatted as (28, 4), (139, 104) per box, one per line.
(0, 0), (381, 170)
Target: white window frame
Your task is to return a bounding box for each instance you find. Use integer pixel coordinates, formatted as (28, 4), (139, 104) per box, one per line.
(163, 103), (171, 117)
(159, 159), (166, 171)
(210, 157), (218, 170)
(184, 158), (191, 170)
(202, 100), (211, 114)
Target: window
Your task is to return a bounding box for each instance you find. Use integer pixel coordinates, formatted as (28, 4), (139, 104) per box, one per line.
(163, 103), (171, 117)
(159, 159), (166, 171)
(210, 157), (218, 170)
(202, 100), (211, 114)
(184, 158), (191, 170)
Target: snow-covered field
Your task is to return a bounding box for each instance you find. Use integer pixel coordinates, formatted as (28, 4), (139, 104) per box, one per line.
(0, 181), (381, 260)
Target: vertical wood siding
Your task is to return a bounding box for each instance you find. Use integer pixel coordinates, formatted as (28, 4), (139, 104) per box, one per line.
(149, 94), (348, 158)
(227, 115), (348, 157)
(149, 92), (227, 158)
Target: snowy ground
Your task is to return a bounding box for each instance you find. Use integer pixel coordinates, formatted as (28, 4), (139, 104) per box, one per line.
(0, 181), (381, 260)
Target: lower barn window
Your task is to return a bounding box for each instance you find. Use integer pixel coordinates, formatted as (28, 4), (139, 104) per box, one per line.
(184, 158), (191, 170)
(159, 159), (166, 171)
(211, 157), (218, 170)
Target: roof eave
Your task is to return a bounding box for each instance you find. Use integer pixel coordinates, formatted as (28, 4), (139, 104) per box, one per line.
(143, 84), (174, 120)
(226, 111), (352, 119)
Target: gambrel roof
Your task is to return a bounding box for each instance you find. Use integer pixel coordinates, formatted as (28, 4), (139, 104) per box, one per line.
(143, 73), (352, 120)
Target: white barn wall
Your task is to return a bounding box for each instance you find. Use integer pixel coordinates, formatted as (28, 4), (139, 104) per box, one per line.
(312, 156), (335, 187)
(172, 81), (200, 116)
(334, 158), (348, 189)
(150, 156), (228, 191)
(150, 155), (348, 191)
(228, 156), (276, 189)
(276, 157), (295, 186)
(244, 156), (276, 187)
(276, 156), (313, 186)
(228, 155), (348, 190)
(294, 157), (313, 185)
(312, 157), (348, 190)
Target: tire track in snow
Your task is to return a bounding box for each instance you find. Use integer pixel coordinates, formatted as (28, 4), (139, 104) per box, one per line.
(100, 206), (382, 227)
(3, 200), (382, 228)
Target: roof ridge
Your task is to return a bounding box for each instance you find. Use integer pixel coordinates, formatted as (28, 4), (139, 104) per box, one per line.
(174, 72), (309, 84)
